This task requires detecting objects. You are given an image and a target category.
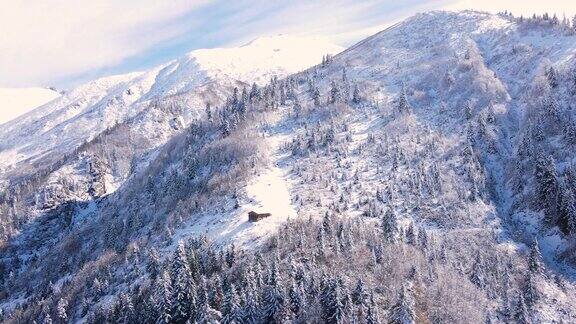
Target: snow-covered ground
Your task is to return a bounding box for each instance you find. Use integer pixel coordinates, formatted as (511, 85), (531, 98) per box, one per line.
(0, 87), (60, 125)
(173, 111), (297, 249)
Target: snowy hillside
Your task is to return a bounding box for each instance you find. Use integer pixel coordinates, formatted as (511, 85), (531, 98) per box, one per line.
(0, 87), (60, 125)
(3, 10), (576, 324)
(0, 35), (342, 173)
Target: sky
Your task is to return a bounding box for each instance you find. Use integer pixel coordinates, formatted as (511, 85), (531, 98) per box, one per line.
(1, 0), (575, 89)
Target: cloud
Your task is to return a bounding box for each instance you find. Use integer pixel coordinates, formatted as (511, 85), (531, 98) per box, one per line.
(3, 0), (573, 88)
(0, 0), (210, 87)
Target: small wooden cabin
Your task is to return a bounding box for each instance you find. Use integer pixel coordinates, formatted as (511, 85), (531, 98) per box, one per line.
(248, 211), (271, 222)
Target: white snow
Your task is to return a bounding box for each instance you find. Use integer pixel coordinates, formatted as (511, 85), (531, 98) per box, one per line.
(0, 35), (342, 173)
(192, 35), (344, 85)
(172, 112), (298, 249)
(0, 87), (60, 125)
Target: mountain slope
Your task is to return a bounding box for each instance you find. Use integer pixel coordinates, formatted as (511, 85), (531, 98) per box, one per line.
(3, 10), (576, 323)
(0, 35), (342, 173)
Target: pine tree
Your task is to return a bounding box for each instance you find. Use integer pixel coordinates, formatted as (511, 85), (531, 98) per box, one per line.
(515, 294), (531, 324)
(196, 278), (222, 324)
(351, 278), (366, 306)
(352, 85), (362, 104)
(158, 271), (173, 324)
(470, 254), (486, 289)
(365, 294), (380, 324)
(545, 66), (558, 88)
(558, 181), (576, 235)
(397, 84), (411, 115)
(261, 262), (286, 323)
(388, 285), (415, 324)
(535, 154), (558, 221)
(56, 298), (68, 323)
(205, 102), (212, 122)
(528, 239), (543, 274)
(288, 279), (303, 317)
(417, 227), (428, 250)
(330, 81), (341, 104)
(118, 292), (135, 324)
(172, 241), (195, 323)
(523, 272), (539, 309)
(464, 100), (473, 120)
(381, 208), (398, 243)
(222, 284), (242, 324)
(311, 89), (320, 107)
(242, 290), (260, 324)
(249, 82), (261, 102)
(321, 277), (348, 324)
(405, 223), (416, 245)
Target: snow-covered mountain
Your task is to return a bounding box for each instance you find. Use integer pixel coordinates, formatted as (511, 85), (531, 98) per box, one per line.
(2, 10), (576, 324)
(0, 87), (60, 125)
(0, 35), (341, 173)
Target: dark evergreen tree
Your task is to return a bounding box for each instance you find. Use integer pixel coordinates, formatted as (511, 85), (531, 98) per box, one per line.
(397, 84), (411, 115)
(381, 208), (398, 243)
(523, 272), (539, 309)
(352, 85), (362, 104)
(528, 239), (543, 274)
(158, 271), (173, 324)
(515, 294), (531, 324)
(288, 279), (303, 317)
(330, 81), (341, 104)
(261, 262), (286, 323)
(558, 181), (576, 235)
(172, 241), (195, 323)
(388, 285), (415, 324)
(222, 283), (242, 324)
(205, 102), (212, 122)
(351, 278), (367, 306)
(534, 154), (558, 221)
(405, 223), (416, 246)
(470, 254), (486, 289)
(365, 294), (380, 324)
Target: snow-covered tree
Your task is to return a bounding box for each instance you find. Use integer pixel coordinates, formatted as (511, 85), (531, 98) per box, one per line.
(352, 85), (362, 104)
(528, 239), (543, 274)
(397, 84), (411, 115)
(534, 154), (558, 221)
(388, 285), (415, 324)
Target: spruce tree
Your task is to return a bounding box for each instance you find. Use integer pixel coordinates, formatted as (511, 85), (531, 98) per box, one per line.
(558, 182), (576, 235)
(352, 85), (362, 104)
(528, 239), (543, 274)
(365, 294), (380, 324)
(330, 81), (341, 104)
(288, 279), (303, 317)
(535, 154), (558, 221)
(158, 271), (173, 324)
(470, 254), (486, 289)
(56, 298), (68, 323)
(515, 294), (531, 324)
(381, 208), (398, 243)
(388, 285), (416, 324)
(405, 223), (416, 246)
(523, 272), (539, 309)
(397, 84), (411, 115)
(222, 284), (242, 324)
(351, 278), (366, 306)
(261, 262), (286, 323)
(172, 241), (194, 323)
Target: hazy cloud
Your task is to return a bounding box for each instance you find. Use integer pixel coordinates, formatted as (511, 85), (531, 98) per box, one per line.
(1, 0), (574, 88)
